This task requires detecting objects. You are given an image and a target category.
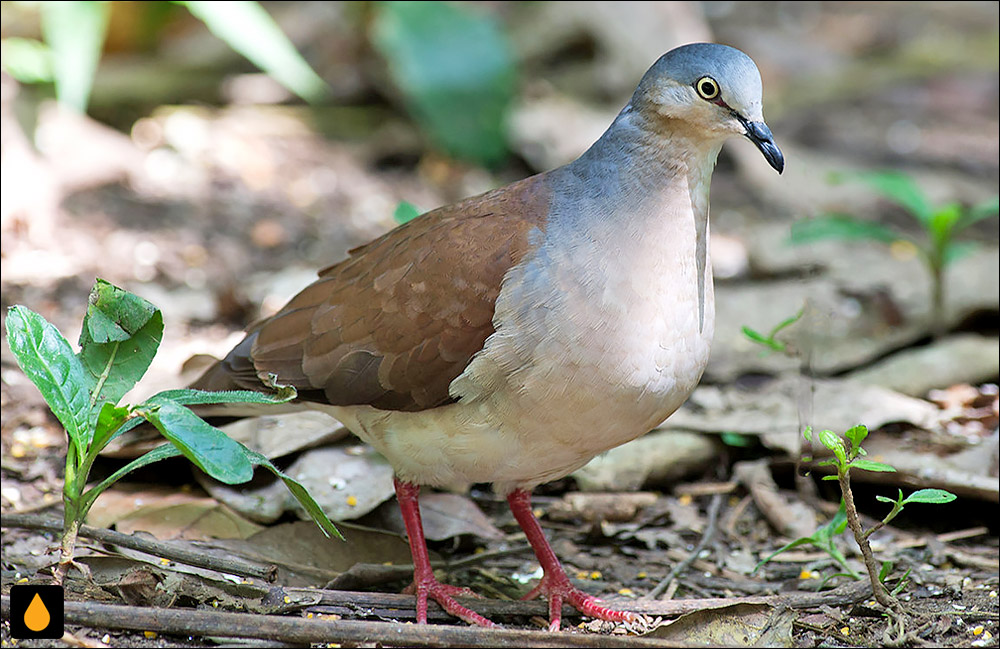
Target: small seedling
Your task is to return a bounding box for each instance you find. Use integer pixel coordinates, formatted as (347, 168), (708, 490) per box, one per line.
(790, 170), (998, 334)
(5, 279), (341, 583)
(741, 307), (804, 355)
(756, 423), (956, 618)
(803, 424), (955, 611)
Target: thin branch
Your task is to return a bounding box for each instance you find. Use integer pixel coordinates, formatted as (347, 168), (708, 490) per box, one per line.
(0, 584), (873, 647)
(286, 581), (871, 621)
(643, 493), (724, 600)
(0, 595), (678, 649)
(836, 472), (901, 614)
(1, 513), (275, 582)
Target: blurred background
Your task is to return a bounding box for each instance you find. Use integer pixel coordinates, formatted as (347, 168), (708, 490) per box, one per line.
(2, 0), (998, 521)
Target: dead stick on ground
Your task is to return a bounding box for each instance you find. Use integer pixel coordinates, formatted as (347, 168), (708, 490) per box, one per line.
(0, 596), (680, 649)
(284, 578), (871, 622)
(1, 513), (275, 582)
(643, 493), (724, 600)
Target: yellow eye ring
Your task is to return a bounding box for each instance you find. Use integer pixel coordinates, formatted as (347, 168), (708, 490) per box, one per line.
(695, 77), (719, 100)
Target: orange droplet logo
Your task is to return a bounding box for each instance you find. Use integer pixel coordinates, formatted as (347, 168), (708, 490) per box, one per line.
(24, 592), (51, 631)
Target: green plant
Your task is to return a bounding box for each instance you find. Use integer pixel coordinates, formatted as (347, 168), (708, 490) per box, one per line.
(803, 425), (955, 610)
(371, 0), (516, 166)
(1, 0), (327, 113)
(5, 279), (340, 583)
(741, 307), (804, 355)
(790, 171), (999, 334)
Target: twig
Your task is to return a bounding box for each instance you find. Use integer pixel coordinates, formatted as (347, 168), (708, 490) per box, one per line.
(643, 493), (724, 600)
(1, 513), (275, 582)
(0, 584), (872, 647)
(836, 473), (899, 612)
(0, 595), (680, 648)
(274, 582), (871, 621)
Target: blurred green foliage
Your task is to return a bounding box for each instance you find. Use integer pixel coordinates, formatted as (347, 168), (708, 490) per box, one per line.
(393, 200), (422, 224)
(1, 0), (327, 112)
(791, 171), (998, 333)
(179, 1), (327, 102)
(3, 1), (517, 166)
(39, 1), (110, 112)
(741, 307), (804, 356)
(371, 1), (516, 166)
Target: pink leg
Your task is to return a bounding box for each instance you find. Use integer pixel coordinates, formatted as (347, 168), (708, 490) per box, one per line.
(507, 489), (636, 631)
(394, 478), (495, 627)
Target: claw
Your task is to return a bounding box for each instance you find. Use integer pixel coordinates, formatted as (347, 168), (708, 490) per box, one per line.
(508, 489), (636, 630)
(409, 577), (496, 627)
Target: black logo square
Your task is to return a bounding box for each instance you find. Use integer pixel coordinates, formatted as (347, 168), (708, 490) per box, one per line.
(9, 584), (64, 639)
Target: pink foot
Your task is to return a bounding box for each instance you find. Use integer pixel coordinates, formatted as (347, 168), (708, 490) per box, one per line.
(508, 489), (637, 631)
(520, 566), (635, 631)
(404, 577), (494, 627)
(394, 478), (495, 627)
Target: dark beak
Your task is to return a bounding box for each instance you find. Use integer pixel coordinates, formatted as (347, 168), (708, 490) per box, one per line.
(742, 119), (784, 174)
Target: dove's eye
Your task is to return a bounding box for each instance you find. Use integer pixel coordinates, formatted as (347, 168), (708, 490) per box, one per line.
(695, 77), (719, 100)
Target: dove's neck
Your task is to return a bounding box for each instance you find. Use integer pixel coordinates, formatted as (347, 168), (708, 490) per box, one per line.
(550, 105), (724, 331)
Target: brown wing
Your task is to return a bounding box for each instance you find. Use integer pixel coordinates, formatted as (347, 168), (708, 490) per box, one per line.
(192, 174), (552, 412)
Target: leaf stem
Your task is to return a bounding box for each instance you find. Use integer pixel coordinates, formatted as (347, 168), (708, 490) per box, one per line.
(88, 340), (120, 411)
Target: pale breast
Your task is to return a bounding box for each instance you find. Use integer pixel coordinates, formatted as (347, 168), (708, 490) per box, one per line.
(332, 155), (718, 493)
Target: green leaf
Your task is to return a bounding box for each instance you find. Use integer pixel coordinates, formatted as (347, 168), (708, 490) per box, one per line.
(0, 37), (54, 84)
(100, 415), (147, 450)
(942, 241), (978, 266)
(753, 536), (815, 573)
(40, 0), (110, 112)
(91, 402), (131, 452)
(80, 443), (184, 512)
(789, 214), (901, 246)
(851, 459), (896, 473)
(843, 424), (869, 452)
(78, 280), (163, 407)
(6, 306), (94, 457)
(741, 326), (769, 343)
(140, 400), (253, 485)
(816, 501), (850, 542)
(902, 489), (957, 505)
(875, 494), (896, 504)
(961, 196), (999, 228)
(817, 429), (847, 466)
(928, 203), (962, 248)
(741, 326), (784, 352)
(178, 1), (327, 103)
(802, 426), (814, 442)
(755, 501), (856, 579)
(243, 448), (342, 539)
(720, 432), (754, 448)
(890, 567), (912, 596)
(854, 171), (934, 224)
(82, 279), (159, 344)
(371, 0), (515, 165)
(878, 560), (893, 583)
(770, 308), (804, 337)
(149, 387), (296, 407)
(393, 200), (422, 225)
